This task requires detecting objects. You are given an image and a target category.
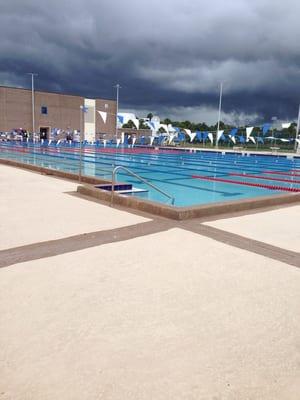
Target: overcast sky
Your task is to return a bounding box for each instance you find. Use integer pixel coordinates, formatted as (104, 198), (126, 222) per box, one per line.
(1, 0), (299, 124)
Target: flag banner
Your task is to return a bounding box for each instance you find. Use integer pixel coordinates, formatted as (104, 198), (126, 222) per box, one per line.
(153, 121), (160, 132)
(168, 134), (175, 144)
(208, 132), (214, 143)
(229, 128), (238, 137)
(249, 136), (256, 144)
(183, 129), (195, 142)
(168, 124), (176, 133)
(202, 132), (208, 141)
(132, 137), (136, 146)
(216, 130), (224, 143)
(97, 111), (107, 124)
(189, 133), (196, 142)
(262, 123), (271, 135)
(116, 138), (121, 147)
(146, 121), (155, 131)
(132, 118), (140, 130)
(196, 131), (202, 141)
(246, 127), (254, 141)
(159, 124), (169, 133)
(229, 136), (236, 144)
(178, 133), (185, 141)
(117, 115), (124, 124)
(150, 136), (155, 146)
(103, 139), (107, 147)
(282, 123), (291, 129)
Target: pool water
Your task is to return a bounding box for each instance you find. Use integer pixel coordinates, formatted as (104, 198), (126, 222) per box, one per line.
(1, 142), (300, 207)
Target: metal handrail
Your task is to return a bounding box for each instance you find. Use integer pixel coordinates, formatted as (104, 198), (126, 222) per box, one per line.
(110, 165), (175, 206)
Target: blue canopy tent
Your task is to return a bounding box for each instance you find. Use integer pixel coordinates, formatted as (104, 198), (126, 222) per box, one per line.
(196, 131), (202, 142)
(262, 123), (271, 136)
(178, 132), (186, 142)
(218, 133), (227, 143)
(202, 131), (208, 144)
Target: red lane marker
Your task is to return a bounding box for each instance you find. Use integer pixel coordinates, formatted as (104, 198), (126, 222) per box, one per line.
(263, 170), (300, 177)
(230, 172), (300, 184)
(0, 145), (182, 156)
(192, 175), (300, 192)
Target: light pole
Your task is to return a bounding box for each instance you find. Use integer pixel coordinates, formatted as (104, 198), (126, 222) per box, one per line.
(27, 73), (38, 135)
(79, 105), (87, 182)
(294, 104), (300, 151)
(216, 82), (223, 147)
(114, 84), (121, 140)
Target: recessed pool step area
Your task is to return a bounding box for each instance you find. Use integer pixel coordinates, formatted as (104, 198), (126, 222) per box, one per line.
(95, 183), (149, 195)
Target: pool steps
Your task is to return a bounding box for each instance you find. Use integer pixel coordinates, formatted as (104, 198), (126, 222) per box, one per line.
(95, 184), (148, 195)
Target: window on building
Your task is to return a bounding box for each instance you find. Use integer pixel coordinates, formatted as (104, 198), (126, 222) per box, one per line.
(41, 106), (48, 115)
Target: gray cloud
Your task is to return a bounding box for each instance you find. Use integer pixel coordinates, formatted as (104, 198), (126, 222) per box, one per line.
(0, 0), (299, 123)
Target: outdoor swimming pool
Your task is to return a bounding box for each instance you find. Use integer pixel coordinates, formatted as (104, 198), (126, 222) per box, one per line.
(1, 142), (300, 207)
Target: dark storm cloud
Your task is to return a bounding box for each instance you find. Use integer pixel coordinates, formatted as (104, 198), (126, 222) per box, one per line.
(0, 0), (300, 123)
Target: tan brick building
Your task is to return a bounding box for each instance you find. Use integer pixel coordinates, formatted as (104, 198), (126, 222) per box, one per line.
(0, 86), (117, 140)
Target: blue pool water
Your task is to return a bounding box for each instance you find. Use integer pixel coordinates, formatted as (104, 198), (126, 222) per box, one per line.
(1, 142), (300, 207)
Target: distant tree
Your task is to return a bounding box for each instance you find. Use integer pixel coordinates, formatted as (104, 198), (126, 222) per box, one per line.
(147, 113), (153, 120)
(178, 120), (193, 130)
(122, 120), (136, 129)
(252, 127), (261, 137)
(139, 119), (150, 129)
(162, 118), (172, 125)
(195, 122), (209, 131)
(211, 121), (226, 131)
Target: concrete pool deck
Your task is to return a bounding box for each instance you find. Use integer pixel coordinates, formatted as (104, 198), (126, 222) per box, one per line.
(0, 165), (149, 250)
(0, 164), (299, 399)
(204, 205), (300, 253)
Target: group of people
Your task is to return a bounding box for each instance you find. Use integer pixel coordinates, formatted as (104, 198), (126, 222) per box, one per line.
(0, 129), (77, 142)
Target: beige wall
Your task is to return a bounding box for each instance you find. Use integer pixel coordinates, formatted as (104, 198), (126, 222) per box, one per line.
(0, 86), (116, 136)
(95, 98), (117, 136)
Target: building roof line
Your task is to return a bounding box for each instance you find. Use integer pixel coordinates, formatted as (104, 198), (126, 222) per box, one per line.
(0, 84), (116, 102)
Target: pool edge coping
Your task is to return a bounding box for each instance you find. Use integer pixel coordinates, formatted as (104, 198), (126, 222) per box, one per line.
(77, 184), (300, 220)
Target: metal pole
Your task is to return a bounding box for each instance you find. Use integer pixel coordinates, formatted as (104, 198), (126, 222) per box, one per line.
(79, 106), (83, 182)
(114, 84), (121, 140)
(216, 82), (223, 147)
(294, 104), (300, 151)
(110, 168), (116, 206)
(110, 165), (175, 206)
(27, 73), (38, 136)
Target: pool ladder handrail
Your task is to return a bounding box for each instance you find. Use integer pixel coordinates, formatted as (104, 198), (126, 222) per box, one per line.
(111, 165), (175, 206)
